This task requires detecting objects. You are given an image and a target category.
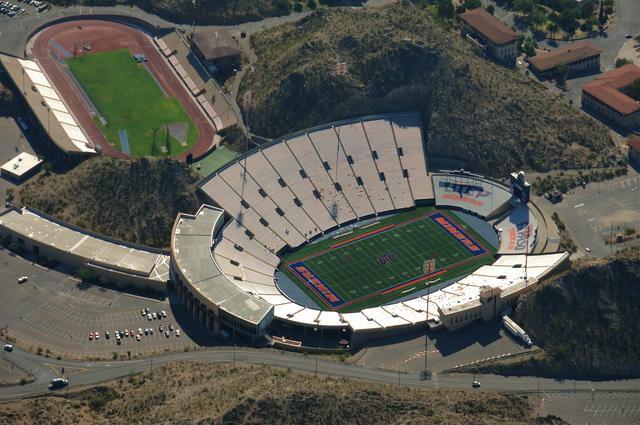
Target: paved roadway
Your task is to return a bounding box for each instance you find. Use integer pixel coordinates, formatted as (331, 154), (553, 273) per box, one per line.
(1, 344), (639, 402)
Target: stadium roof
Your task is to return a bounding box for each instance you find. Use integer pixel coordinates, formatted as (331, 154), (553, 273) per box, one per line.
(0, 208), (169, 280)
(459, 8), (518, 46)
(582, 64), (640, 116)
(526, 41), (602, 72)
(191, 29), (241, 61)
(171, 205), (273, 326)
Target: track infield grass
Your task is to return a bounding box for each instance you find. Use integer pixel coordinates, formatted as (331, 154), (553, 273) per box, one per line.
(281, 207), (497, 312)
(67, 48), (198, 157)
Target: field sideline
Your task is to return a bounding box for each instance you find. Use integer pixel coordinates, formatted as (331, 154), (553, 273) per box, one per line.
(67, 48), (198, 157)
(281, 207), (497, 312)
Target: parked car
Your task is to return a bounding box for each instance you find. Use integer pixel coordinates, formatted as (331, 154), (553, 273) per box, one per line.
(17, 276), (28, 284)
(3, 344), (13, 352)
(175, 329), (180, 337)
(89, 332), (94, 340)
(161, 310), (167, 318)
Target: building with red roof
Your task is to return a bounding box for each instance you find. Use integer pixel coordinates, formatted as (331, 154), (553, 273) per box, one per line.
(459, 8), (519, 66)
(526, 41), (602, 79)
(581, 64), (640, 130)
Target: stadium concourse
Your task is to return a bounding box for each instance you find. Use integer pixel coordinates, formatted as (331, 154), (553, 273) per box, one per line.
(171, 113), (569, 349)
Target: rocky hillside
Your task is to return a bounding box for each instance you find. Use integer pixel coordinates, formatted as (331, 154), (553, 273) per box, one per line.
(477, 249), (640, 378)
(0, 362), (568, 425)
(11, 157), (199, 248)
(512, 250), (640, 378)
(239, 3), (621, 176)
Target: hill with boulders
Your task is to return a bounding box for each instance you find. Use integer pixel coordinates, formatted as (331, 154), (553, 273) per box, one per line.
(239, 3), (622, 176)
(11, 156), (199, 248)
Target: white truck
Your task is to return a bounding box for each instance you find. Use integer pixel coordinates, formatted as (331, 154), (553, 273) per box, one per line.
(502, 315), (532, 347)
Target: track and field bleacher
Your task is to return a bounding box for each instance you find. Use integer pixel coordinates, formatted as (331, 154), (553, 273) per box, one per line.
(336, 123), (395, 213)
(219, 222), (280, 266)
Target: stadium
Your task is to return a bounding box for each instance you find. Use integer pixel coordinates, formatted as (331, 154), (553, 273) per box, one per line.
(0, 17), (218, 160)
(0, 16), (568, 350)
(171, 112), (569, 349)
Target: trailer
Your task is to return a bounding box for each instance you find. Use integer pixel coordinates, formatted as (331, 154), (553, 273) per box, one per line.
(502, 315), (532, 347)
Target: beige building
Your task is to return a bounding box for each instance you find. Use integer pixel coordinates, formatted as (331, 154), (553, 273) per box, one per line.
(459, 8), (519, 66)
(0, 207), (170, 293)
(582, 64), (640, 130)
(526, 40), (602, 79)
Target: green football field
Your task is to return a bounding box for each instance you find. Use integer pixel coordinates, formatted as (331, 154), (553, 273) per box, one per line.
(67, 48), (198, 157)
(282, 207), (496, 312)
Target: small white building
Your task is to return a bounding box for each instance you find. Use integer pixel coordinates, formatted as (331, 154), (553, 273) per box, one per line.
(1, 152), (42, 182)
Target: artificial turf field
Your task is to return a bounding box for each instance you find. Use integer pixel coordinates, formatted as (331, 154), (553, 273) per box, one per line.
(282, 206), (497, 312)
(66, 48), (198, 157)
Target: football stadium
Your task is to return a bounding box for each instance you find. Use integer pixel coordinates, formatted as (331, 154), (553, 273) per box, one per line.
(172, 112), (569, 348)
(0, 16), (568, 350)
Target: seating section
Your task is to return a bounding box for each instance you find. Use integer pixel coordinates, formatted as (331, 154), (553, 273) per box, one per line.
(390, 115), (433, 200)
(201, 113), (430, 256)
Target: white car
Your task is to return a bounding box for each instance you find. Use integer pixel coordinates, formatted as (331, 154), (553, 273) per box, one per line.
(175, 329), (180, 337)
(147, 314), (152, 321)
(472, 380), (481, 388)
(152, 312), (157, 320)
(3, 344), (13, 352)
(161, 310), (167, 318)
(17, 276), (28, 284)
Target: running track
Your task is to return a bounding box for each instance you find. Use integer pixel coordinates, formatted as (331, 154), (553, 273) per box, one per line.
(31, 19), (216, 161)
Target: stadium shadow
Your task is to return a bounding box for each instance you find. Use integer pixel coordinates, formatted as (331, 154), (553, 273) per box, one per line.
(432, 319), (502, 357)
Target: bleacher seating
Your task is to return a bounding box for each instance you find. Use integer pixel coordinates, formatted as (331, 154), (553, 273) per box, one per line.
(336, 123), (395, 213)
(308, 127), (375, 218)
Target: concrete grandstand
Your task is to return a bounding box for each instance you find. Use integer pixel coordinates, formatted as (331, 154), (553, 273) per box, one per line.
(0, 207), (170, 293)
(169, 112), (568, 348)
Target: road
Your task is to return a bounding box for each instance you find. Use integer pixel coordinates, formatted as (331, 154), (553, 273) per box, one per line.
(1, 344), (639, 402)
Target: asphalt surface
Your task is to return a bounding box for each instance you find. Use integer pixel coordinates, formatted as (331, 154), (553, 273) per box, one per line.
(535, 169), (640, 258)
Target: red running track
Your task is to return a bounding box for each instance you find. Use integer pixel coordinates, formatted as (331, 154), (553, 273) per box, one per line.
(31, 20), (216, 161)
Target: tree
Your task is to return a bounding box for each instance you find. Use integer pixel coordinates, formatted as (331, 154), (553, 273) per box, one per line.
(522, 36), (538, 57)
(555, 62), (568, 86)
(558, 8), (579, 35)
(438, 0), (454, 19)
(164, 127), (171, 156)
(0, 84), (13, 116)
(528, 8), (546, 28)
(307, 0), (316, 10)
(486, 4), (495, 15)
(627, 79), (640, 102)
(547, 21), (559, 38)
(465, 0), (482, 10)
(514, 0), (534, 18)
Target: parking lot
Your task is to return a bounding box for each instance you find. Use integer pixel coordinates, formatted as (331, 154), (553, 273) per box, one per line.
(535, 170), (640, 258)
(0, 247), (209, 360)
(352, 318), (533, 374)
(0, 0), (47, 19)
(542, 391), (640, 425)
